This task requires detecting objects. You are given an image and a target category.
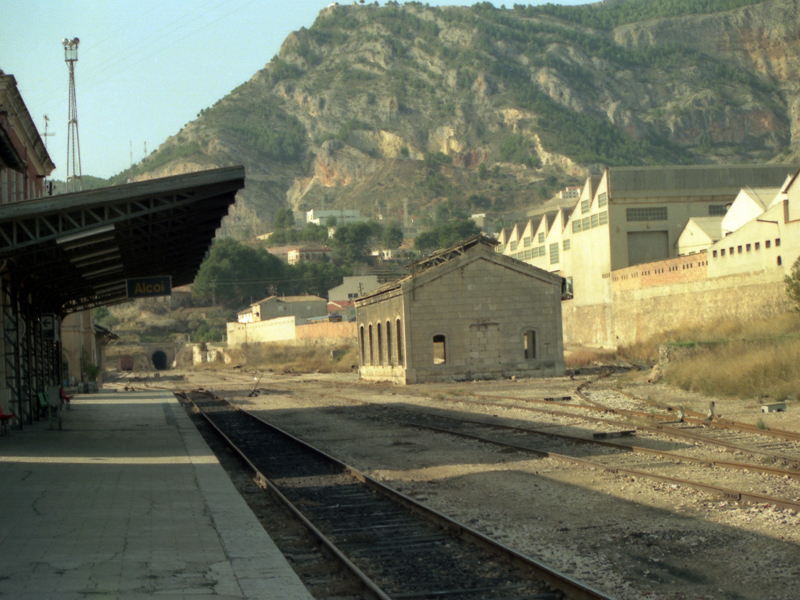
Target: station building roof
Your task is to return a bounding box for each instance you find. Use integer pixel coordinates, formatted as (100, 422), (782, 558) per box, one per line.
(0, 165), (245, 314)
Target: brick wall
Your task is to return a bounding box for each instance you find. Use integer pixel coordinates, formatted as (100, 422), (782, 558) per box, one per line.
(612, 253), (708, 292)
(296, 321), (357, 342)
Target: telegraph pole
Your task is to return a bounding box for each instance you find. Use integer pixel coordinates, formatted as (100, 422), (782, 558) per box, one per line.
(63, 37), (82, 193)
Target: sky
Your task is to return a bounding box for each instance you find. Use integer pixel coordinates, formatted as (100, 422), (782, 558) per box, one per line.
(2, 0), (591, 181)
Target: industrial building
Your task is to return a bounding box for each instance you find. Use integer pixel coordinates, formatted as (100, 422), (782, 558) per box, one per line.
(496, 164), (800, 347)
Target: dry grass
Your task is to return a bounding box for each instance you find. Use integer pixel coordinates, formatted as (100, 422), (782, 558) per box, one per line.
(233, 343), (360, 374)
(564, 348), (617, 369)
(617, 313), (800, 366)
(664, 337), (800, 400)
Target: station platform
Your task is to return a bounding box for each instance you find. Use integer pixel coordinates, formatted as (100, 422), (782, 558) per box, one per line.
(0, 389), (314, 600)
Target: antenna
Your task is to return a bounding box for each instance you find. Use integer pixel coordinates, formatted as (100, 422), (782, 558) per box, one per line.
(63, 37), (82, 193)
(42, 115), (56, 149)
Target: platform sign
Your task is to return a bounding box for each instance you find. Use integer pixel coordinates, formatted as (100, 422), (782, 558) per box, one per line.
(42, 313), (61, 341)
(126, 276), (172, 298)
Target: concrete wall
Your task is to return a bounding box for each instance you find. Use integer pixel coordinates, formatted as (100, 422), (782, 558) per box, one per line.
(227, 316), (298, 347)
(563, 268), (792, 348)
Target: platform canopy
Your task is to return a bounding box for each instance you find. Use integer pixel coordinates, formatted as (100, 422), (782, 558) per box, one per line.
(0, 166), (245, 314)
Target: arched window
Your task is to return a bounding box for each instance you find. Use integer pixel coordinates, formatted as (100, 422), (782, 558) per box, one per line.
(523, 329), (537, 359)
(396, 319), (404, 365)
(368, 324), (374, 365)
(359, 326), (365, 364)
(386, 320), (392, 365)
(377, 323), (383, 365)
(433, 334), (446, 365)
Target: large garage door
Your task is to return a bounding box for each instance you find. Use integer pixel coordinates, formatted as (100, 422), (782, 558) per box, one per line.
(627, 231), (669, 266)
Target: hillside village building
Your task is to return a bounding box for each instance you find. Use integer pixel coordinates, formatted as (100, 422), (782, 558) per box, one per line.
(306, 209), (366, 226)
(328, 275), (382, 302)
(237, 295), (328, 323)
(496, 164), (800, 347)
(355, 235), (565, 384)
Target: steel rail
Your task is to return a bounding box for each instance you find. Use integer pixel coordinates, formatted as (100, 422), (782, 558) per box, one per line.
(178, 391), (392, 600)
(474, 391), (800, 464)
(387, 415), (800, 513)
(185, 391), (619, 600)
(403, 407), (800, 482)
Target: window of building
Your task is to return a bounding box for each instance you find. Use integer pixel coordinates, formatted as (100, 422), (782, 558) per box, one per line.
(359, 326), (365, 364)
(598, 192), (608, 208)
(708, 205), (727, 216)
(572, 220), (582, 233)
(738, 245), (743, 254)
(755, 242), (760, 250)
(776, 238), (781, 247)
(510, 240), (517, 252)
(626, 207), (667, 222)
(581, 217), (590, 231)
(766, 240), (771, 248)
(721, 249), (726, 256)
(778, 256), (782, 266)
(433, 334), (446, 365)
(396, 319), (403, 365)
(550, 243), (560, 264)
(591, 214), (599, 228)
(523, 236), (531, 247)
(599, 211), (608, 225)
(713, 250), (718, 258)
(523, 330), (536, 359)
(563, 239), (571, 251)
(729, 247), (734, 255)
(581, 199), (590, 214)
(746, 244), (751, 252)
(386, 321), (392, 365)
(538, 232), (545, 243)
(377, 323), (383, 365)
(538, 246), (545, 257)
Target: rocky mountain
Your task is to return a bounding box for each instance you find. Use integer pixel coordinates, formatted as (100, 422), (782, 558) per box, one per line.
(114, 0), (800, 239)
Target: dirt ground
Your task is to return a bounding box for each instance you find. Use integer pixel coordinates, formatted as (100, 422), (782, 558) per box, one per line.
(128, 366), (800, 600)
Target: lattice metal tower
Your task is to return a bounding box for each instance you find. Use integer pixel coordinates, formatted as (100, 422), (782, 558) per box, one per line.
(63, 37), (82, 193)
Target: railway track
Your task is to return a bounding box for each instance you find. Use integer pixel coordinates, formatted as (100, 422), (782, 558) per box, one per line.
(182, 390), (617, 600)
(243, 379), (800, 512)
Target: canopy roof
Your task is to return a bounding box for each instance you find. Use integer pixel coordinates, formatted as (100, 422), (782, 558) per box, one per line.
(0, 166), (244, 314)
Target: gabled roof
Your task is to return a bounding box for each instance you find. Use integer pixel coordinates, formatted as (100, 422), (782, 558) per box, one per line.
(358, 234), (560, 304)
(251, 294), (327, 306)
(741, 187), (781, 211)
(685, 216), (724, 241)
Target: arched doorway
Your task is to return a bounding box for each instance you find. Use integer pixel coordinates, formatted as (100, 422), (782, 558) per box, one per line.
(151, 350), (168, 370)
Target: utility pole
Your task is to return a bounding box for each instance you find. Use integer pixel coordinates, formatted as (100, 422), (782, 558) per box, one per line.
(63, 37), (82, 193)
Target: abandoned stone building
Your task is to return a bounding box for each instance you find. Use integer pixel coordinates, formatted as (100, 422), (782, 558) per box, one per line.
(355, 235), (566, 384)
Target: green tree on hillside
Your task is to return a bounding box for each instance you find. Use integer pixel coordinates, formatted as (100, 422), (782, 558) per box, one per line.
(786, 256), (800, 311)
(273, 208), (296, 229)
(414, 219), (481, 253)
(193, 238), (288, 309)
(383, 223), (405, 249)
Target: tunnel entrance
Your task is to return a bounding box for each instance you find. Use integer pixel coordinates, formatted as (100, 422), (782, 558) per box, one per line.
(151, 350), (169, 371)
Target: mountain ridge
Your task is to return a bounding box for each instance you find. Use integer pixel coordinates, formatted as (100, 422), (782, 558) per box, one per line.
(110, 0), (800, 238)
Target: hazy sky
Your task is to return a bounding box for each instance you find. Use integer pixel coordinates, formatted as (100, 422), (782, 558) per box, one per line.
(2, 0), (591, 181)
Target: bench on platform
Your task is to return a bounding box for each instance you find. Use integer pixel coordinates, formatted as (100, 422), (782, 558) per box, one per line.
(37, 388), (63, 430)
(0, 405), (17, 435)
